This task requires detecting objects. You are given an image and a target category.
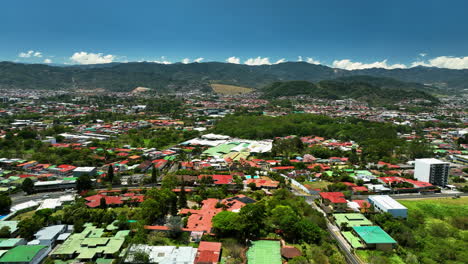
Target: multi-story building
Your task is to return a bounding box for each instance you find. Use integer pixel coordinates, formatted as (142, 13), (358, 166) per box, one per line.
(414, 158), (449, 186)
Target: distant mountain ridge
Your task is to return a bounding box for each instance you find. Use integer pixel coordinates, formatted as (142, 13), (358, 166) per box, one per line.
(0, 61), (467, 92)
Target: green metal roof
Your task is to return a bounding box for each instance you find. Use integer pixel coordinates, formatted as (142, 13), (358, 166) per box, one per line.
(63, 177), (78, 181)
(52, 224), (128, 261)
(0, 239), (24, 248)
(247, 240), (281, 264)
(352, 226), (397, 244)
(96, 258), (114, 264)
(342, 231), (363, 248)
(333, 213), (373, 227)
(164, 156), (176, 161)
(0, 245), (47, 262)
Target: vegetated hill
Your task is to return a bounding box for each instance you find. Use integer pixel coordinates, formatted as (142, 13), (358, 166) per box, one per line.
(0, 61), (467, 92)
(262, 78), (439, 105)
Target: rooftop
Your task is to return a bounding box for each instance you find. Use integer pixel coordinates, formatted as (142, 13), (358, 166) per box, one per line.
(319, 192), (347, 203)
(352, 226), (397, 244)
(415, 158), (449, 165)
(333, 213), (373, 227)
(368, 195), (407, 210)
(0, 245), (47, 263)
(52, 224), (129, 260)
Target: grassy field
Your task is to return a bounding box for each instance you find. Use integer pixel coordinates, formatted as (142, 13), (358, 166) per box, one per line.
(394, 197), (467, 264)
(12, 210), (36, 221)
(211, 84), (253, 95)
(357, 250), (405, 264)
(303, 180), (332, 190)
(399, 196), (468, 217)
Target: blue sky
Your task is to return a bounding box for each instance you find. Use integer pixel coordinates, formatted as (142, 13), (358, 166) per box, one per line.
(1, 0), (468, 69)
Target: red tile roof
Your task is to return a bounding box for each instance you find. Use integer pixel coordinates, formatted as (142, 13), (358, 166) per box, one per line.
(179, 198), (222, 233)
(245, 178), (279, 188)
(195, 241), (222, 264)
(353, 200), (371, 209)
(271, 166), (295, 170)
(352, 186), (368, 192)
(198, 175), (233, 185)
(319, 192), (347, 203)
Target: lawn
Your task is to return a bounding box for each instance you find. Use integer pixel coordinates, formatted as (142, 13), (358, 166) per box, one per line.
(211, 84), (253, 95)
(12, 210), (36, 221)
(356, 250), (405, 264)
(303, 180), (332, 190)
(399, 196), (468, 218)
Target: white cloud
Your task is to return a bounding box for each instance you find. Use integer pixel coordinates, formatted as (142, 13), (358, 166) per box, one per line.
(182, 58), (190, 64)
(297, 56), (303, 62)
(194, 57), (204, 63)
(18, 50), (43, 58)
(274, 58), (286, 64)
(332, 59), (407, 70)
(151, 60), (172, 64)
(43, 59), (52, 64)
(306, 57), (320, 65)
(419, 53), (427, 57)
(410, 56), (468, 69)
(70, 52), (115, 64)
(244, 56), (271, 66)
(226, 56), (240, 64)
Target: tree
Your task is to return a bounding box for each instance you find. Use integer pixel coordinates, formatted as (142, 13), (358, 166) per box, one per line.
(295, 219), (322, 243)
(0, 194), (12, 214)
(73, 219), (85, 233)
(170, 195), (178, 216)
(238, 203), (266, 239)
(18, 218), (42, 240)
(248, 182), (257, 190)
(107, 165), (114, 182)
(22, 178), (35, 195)
(178, 183), (187, 209)
(269, 205), (300, 241)
(212, 211), (242, 237)
(151, 164), (159, 185)
(167, 216), (183, 238)
(132, 250), (150, 264)
(161, 175), (180, 190)
(76, 174), (93, 192)
(141, 188), (177, 224)
(289, 256), (310, 264)
(0, 226), (11, 238)
(100, 197), (107, 209)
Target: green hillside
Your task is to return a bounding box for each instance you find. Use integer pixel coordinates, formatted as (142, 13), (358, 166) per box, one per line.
(262, 78), (438, 104)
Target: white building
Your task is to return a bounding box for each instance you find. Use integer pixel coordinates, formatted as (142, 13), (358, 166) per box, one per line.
(28, 225), (69, 247)
(414, 158), (449, 186)
(368, 195), (407, 218)
(125, 245), (197, 264)
(72, 167), (96, 177)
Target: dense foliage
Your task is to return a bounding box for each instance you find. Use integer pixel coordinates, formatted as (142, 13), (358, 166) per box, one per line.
(214, 114), (431, 161)
(262, 79), (438, 105)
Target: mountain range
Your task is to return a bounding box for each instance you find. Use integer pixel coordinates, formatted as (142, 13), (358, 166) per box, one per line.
(0, 61), (467, 92)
